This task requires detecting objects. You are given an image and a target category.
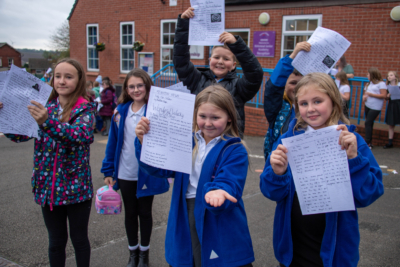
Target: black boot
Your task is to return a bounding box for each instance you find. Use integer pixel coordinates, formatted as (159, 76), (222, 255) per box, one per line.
(138, 249), (149, 267)
(127, 248), (139, 267)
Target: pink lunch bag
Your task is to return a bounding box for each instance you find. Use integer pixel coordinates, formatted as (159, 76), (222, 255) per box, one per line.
(95, 185), (122, 215)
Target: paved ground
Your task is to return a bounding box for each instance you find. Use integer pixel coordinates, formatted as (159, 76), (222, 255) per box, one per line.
(0, 133), (399, 267)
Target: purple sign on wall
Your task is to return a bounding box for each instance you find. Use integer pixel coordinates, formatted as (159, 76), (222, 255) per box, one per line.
(253, 31), (276, 57)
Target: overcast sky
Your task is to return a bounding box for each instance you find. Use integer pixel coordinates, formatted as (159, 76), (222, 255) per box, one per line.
(0, 0), (75, 50)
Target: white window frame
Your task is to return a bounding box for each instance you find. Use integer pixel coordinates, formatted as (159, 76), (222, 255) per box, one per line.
(226, 28), (251, 47)
(160, 19), (177, 70)
(8, 58), (13, 67)
(86, 23), (99, 72)
(281, 14), (322, 58)
(120, 21), (135, 74)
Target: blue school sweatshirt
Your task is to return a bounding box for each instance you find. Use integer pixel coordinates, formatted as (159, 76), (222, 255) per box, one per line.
(101, 101), (169, 197)
(135, 136), (254, 267)
(260, 119), (384, 267)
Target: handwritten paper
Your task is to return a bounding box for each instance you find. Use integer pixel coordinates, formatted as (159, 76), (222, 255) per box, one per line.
(189, 0), (225, 46)
(292, 27), (351, 76)
(166, 82), (191, 94)
(281, 125), (355, 215)
(0, 65), (53, 138)
(387, 85), (400, 100)
(141, 86), (195, 174)
(0, 71), (8, 99)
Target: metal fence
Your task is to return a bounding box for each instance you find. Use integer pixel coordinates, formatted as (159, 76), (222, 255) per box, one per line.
(151, 64), (387, 125)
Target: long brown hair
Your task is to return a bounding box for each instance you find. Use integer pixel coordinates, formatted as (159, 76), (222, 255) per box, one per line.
(48, 58), (89, 122)
(367, 67), (383, 85)
(118, 69), (153, 104)
(294, 72), (349, 131)
(336, 71), (349, 86)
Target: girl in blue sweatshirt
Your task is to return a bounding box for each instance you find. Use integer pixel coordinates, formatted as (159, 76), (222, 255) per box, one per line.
(260, 72), (384, 267)
(135, 85), (254, 267)
(101, 69), (169, 267)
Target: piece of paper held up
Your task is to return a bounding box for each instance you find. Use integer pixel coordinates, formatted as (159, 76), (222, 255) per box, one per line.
(0, 65), (53, 138)
(189, 0), (225, 46)
(387, 85), (400, 100)
(140, 86), (196, 174)
(292, 27), (351, 76)
(281, 125), (355, 215)
(0, 71), (8, 99)
(166, 82), (190, 94)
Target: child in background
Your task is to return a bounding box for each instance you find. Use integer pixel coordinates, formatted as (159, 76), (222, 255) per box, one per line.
(135, 85), (254, 267)
(383, 71), (400, 148)
(173, 7), (264, 136)
(263, 41), (311, 160)
(101, 69), (169, 267)
(99, 77), (116, 136)
(335, 71), (351, 118)
(260, 72), (383, 267)
(362, 67), (387, 148)
(86, 80), (95, 102)
(92, 81), (101, 99)
(4, 58), (96, 267)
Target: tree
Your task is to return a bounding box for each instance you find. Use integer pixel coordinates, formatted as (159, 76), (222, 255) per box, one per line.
(49, 20), (70, 58)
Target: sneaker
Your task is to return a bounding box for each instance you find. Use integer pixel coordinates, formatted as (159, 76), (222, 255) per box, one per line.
(368, 143), (373, 149)
(383, 143), (393, 149)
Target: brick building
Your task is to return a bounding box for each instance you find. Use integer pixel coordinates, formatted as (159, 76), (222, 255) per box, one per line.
(68, 0), (400, 139)
(0, 43), (22, 71)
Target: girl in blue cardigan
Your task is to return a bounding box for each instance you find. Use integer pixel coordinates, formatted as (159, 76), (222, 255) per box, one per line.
(101, 69), (169, 267)
(135, 85), (254, 267)
(260, 72), (384, 267)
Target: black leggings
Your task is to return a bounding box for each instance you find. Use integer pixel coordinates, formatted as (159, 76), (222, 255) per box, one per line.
(41, 199), (92, 267)
(364, 106), (381, 144)
(119, 179), (154, 247)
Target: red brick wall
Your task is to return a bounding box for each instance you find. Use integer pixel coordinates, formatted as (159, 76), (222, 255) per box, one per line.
(244, 106), (268, 136)
(0, 45), (22, 68)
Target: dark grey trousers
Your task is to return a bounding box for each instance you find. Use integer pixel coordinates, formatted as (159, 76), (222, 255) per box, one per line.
(186, 198), (202, 267)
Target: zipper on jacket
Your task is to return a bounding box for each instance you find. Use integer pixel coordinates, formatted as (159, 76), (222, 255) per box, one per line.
(50, 143), (59, 211)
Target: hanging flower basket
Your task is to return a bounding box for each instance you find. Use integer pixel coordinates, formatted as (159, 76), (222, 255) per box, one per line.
(95, 42), (106, 51)
(133, 41), (145, 51)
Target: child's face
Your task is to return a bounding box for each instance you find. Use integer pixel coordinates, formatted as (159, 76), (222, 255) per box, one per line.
(297, 84), (333, 130)
(285, 73), (302, 102)
(209, 47), (236, 79)
(387, 72), (396, 82)
(197, 102), (231, 143)
(54, 62), (79, 98)
(127, 76), (146, 103)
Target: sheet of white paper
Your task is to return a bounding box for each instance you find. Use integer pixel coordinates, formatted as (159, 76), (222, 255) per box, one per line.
(166, 82), (191, 94)
(387, 85), (400, 100)
(335, 80), (340, 88)
(141, 86), (196, 174)
(292, 27), (351, 76)
(0, 71), (8, 99)
(0, 65), (53, 138)
(189, 0), (225, 46)
(46, 68), (52, 74)
(281, 125), (355, 215)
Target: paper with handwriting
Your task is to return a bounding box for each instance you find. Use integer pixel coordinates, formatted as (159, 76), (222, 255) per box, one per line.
(387, 84), (400, 100)
(281, 125), (355, 215)
(141, 86), (195, 174)
(0, 65), (53, 138)
(189, 0), (225, 46)
(166, 82), (191, 94)
(292, 27), (351, 76)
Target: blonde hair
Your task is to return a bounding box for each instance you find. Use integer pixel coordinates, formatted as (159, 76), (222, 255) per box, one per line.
(386, 71), (399, 85)
(294, 72), (349, 131)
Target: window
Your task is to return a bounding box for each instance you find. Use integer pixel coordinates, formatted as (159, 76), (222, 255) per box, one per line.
(8, 58), (13, 67)
(227, 28), (250, 46)
(36, 70), (43, 74)
(160, 19), (177, 71)
(120, 22), (135, 73)
(281, 15), (322, 57)
(86, 24), (99, 71)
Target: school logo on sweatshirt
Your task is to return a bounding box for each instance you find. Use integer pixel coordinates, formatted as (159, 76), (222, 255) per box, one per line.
(210, 250), (219, 259)
(142, 184), (147, 190)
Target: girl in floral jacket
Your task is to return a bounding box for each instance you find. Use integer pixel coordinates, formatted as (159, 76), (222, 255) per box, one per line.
(3, 58), (96, 267)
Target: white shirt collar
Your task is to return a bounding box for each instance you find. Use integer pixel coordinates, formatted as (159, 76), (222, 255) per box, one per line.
(128, 103), (145, 118)
(195, 130), (222, 145)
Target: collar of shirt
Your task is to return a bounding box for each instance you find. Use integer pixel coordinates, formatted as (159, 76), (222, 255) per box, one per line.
(128, 103), (146, 118)
(195, 130), (222, 146)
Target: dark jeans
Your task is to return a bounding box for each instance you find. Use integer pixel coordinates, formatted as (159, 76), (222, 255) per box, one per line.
(119, 179), (154, 247)
(364, 106), (381, 144)
(41, 199), (92, 267)
(101, 116), (111, 134)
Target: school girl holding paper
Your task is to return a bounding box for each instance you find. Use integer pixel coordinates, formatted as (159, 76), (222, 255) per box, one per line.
(260, 73), (384, 267)
(173, 7), (263, 136)
(383, 71), (400, 148)
(101, 69), (169, 267)
(135, 85), (254, 267)
(3, 58), (96, 267)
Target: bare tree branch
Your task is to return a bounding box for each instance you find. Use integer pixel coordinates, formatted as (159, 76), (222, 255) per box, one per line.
(50, 21), (70, 51)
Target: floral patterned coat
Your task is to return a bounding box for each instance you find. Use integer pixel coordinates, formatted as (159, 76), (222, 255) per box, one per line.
(6, 97), (96, 209)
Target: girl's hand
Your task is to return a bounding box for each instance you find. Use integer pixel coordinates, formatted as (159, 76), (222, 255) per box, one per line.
(0, 102), (3, 109)
(270, 144), (288, 175)
(27, 100), (48, 125)
(289, 41), (311, 59)
(104, 177), (116, 186)
(205, 189), (237, 207)
(135, 117), (150, 144)
(181, 7), (194, 19)
(337, 125), (357, 159)
(362, 95), (368, 102)
(218, 32), (236, 44)
(386, 93), (391, 100)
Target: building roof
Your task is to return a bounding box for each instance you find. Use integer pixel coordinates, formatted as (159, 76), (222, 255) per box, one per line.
(67, 0), (79, 20)
(29, 58), (52, 70)
(0, 43), (21, 55)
